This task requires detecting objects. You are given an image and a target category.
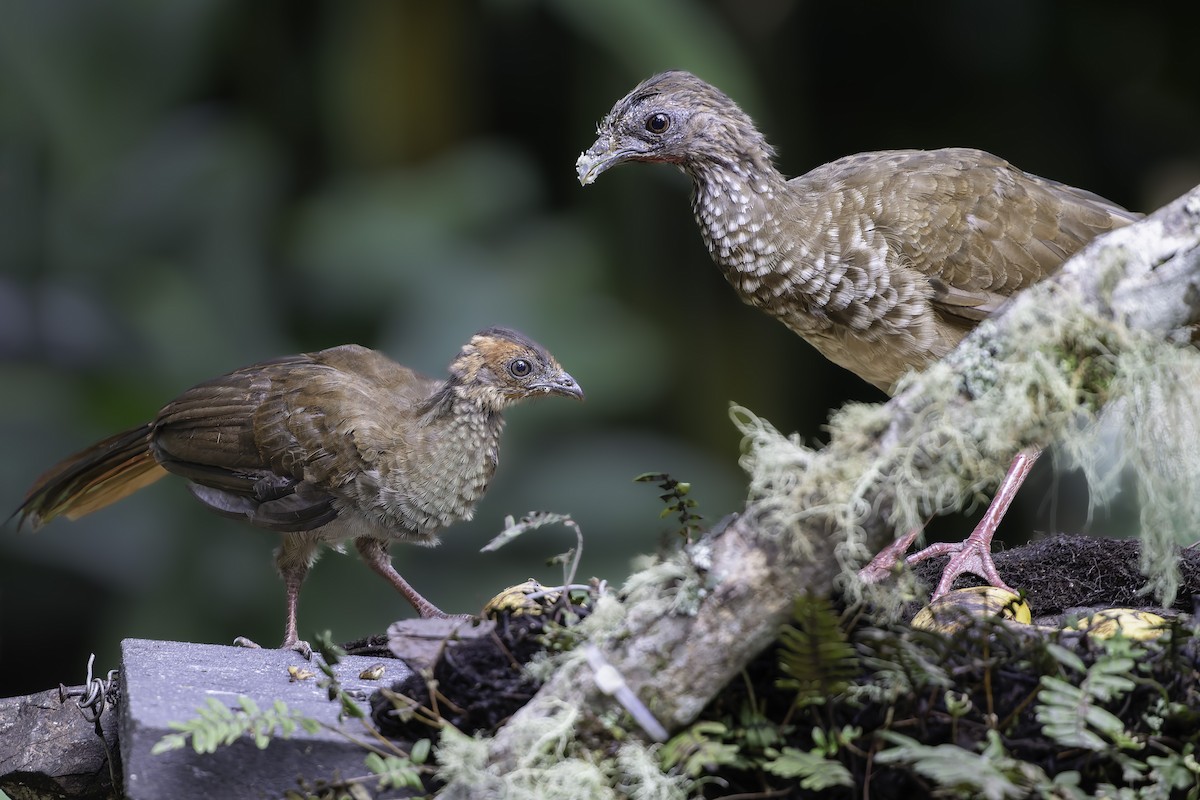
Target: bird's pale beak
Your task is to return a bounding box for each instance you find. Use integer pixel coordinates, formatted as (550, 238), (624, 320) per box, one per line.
(537, 370), (585, 401)
(576, 137), (628, 186)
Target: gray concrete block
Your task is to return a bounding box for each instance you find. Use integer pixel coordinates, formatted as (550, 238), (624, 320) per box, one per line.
(119, 638), (417, 800)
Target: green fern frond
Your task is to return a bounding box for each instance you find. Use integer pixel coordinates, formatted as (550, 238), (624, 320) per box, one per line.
(876, 730), (1053, 800)
(635, 472), (704, 542)
(151, 696), (321, 755)
(364, 749), (428, 790)
(734, 702), (786, 751)
(1036, 638), (1144, 753)
(762, 743), (854, 790)
(777, 594), (859, 709)
(660, 721), (748, 777)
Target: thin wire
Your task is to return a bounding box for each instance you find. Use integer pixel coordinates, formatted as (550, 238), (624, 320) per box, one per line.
(59, 653), (120, 788)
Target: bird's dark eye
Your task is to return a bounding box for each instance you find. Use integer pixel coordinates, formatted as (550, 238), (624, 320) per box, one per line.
(645, 113), (670, 134)
(508, 358), (532, 378)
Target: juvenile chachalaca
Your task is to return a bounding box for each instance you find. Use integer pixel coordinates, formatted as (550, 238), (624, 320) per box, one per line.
(15, 327), (583, 655)
(577, 70), (1138, 597)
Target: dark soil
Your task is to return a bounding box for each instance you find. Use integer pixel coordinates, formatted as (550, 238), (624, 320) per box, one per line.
(698, 534), (1200, 798)
(349, 534), (1200, 797)
(365, 593), (593, 740)
(912, 533), (1200, 620)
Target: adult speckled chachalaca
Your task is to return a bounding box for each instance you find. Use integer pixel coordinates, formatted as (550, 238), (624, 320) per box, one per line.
(576, 70), (1138, 598)
(15, 327), (583, 656)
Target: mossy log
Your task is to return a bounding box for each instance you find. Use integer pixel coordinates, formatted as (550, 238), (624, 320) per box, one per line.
(436, 183), (1200, 797)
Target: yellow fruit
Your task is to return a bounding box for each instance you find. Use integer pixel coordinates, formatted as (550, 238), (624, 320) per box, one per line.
(483, 579), (560, 618)
(1069, 609), (1168, 640)
(912, 586), (1032, 633)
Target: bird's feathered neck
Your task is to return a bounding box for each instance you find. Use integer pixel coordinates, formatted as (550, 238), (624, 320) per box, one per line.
(691, 114), (777, 183)
(422, 369), (505, 421)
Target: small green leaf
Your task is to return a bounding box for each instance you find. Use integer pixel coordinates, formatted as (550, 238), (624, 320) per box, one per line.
(340, 694), (366, 719)
(365, 752), (424, 790)
(410, 738), (431, 764)
(1045, 642), (1087, 674)
(192, 725), (213, 754)
(150, 733), (188, 755)
(763, 746), (853, 790)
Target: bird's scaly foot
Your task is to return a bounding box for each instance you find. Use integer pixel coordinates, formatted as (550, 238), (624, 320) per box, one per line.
(234, 635), (313, 659)
(860, 451), (1035, 599)
(902, 529), (1016, 600)
(858, 527), (1015, 600)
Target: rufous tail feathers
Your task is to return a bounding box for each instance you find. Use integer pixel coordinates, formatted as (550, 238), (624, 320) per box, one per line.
(13, 423), (167, 529)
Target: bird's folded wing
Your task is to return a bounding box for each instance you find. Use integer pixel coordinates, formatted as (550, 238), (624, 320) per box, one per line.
(151, 353), (342, 531)
(843, 149), (1140, 327)
(185, 481), (338, 531)
(149, 346), (434, 532)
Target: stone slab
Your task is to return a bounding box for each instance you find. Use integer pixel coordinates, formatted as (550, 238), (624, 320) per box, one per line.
(0, 687), (119, 799)
(119, 638), (416, 800)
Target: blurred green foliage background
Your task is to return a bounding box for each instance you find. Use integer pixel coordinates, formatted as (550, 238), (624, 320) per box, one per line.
(1, 1), (1197, 695)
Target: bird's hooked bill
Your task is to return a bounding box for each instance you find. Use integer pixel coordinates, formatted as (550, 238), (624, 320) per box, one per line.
(539, 370), (585, 400)
(576, 140), (619, 186)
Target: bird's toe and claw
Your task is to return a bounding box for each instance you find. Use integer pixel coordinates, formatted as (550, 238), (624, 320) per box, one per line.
(284, 639), (314, 660)
(233, 634), (313, 660)
(904, 534), (1016, 600)
(859, 526), (1015, 601)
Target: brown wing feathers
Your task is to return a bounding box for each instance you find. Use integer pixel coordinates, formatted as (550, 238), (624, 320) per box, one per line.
(150, 355), (341, 532)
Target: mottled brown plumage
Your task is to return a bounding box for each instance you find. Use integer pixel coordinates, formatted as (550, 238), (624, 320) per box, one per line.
(577, 70), (1138, 391)
(16, 328), (582, 655)
(577, 70), (1139, 596)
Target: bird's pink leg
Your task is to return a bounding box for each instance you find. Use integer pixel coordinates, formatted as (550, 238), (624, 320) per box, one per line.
(860, 449), (1038, 599)
(235, 536), (317, 657)
(355, 537), (449, 619)
(858, 530), (922, 582)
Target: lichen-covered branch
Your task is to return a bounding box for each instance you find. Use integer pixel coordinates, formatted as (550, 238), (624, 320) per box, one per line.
(435, 183), (1200, 797)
